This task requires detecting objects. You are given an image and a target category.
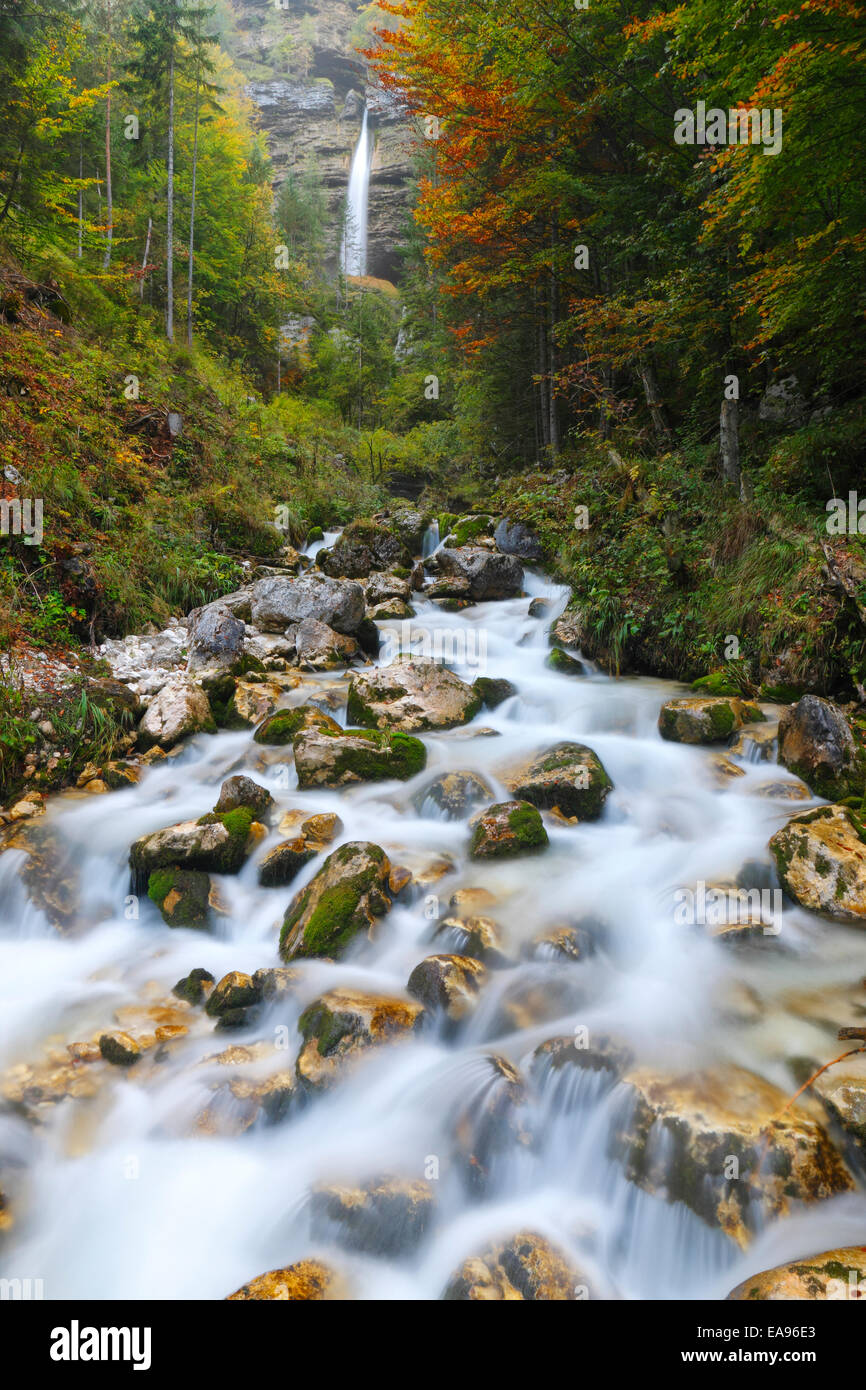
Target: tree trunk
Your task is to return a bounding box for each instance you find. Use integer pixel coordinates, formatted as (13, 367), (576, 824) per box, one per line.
(186, 75), (201, 346)
(638, 354), (671, 442)
(166, 48), (175, 342)
(77, 140), (84, 259)
(720, 397), (741, 492)
(140, 216), (152, 301)
(102, 1), (113, 271)
(548, 225), (560, 456)
(538, 287), (550, 451)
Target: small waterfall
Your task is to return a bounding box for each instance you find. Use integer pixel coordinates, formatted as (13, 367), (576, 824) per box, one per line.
(421, 520), (440, 558)
(341, 108), (371, 278)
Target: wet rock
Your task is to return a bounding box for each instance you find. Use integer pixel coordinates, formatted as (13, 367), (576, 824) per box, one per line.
(531, 1034), (634, 1087)
(424, 575), (473, 601)
(443, 514), (494, 547)
(186, 603), (247, 691)
(290, 616), (361, 670)
(368, 598), (414, 621)
(98, 1032), (141, 1066)
(258, 837), (318, 888)
(102, 760), (141, 789)
(317, 521), (411, 579)
(252, 966), (300, 1003)
(310, 1176), (434, 1255)
(387, 507), (430, 554)
(728, 1247), (866, 1301)
(809, 1050), (866, 1149)
(448, 886), (499, 917)
(427, 546), (523, 601)
(528, 597), (552, 619)
(484, 972), (589, 1038)
(728, 723), (778, 762)
(450, 1054), (533, 1194)
(778, 695), (861, 799)
(227, 1259), (342, 1301)
(443, 1231), (587, 1301)
(546, 648), (586, 676)
(147, 867), (211, 928)
(296, 988), (424, 1091)
(130, 811), (259, 883)
(494, 518), (543, 562)
(550, 607), (586, 649)
(434, 916), (511, 968)
(293, 727), (426, 788)
(250, 573), (365, 636)
(172, 968), (215, 1005)
(4, 821), (80, 930)
(751, 778), (812, 801)
(508, 742), (613, 821)
(300, 812), (342, 843)
(253, 703), (341, 745)
(414, 770), (494, 820)
(347, 657), (482, 732)
(138, 676), (216, 750)
(769, 804), (866, 924)
(407, 954), (487, 1024)
(613, 1065), (854, 1247)
(242, 633), (296, 669)
(524, 924), (597, 963)
(469, 801), (548, 859)
(473, 676), (517, 710)
(226, 677), (284, 727)
(658, 696), (765, 745)
(280, 841), (392, 960)
(214, 775), (274, 820)
(205, 971), (262, 1018)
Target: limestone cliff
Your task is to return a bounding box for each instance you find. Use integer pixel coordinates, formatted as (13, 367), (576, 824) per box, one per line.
(226, 0), (414, 281)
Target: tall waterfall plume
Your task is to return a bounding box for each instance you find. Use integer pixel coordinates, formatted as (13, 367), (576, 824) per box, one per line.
(340, 107), (372, 278)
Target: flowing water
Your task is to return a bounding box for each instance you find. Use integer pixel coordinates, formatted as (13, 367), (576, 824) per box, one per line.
(340, 109), (372, 279)
(1, 551), (865, 1300)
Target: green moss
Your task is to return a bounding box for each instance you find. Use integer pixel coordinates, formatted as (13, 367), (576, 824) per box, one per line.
(507, 802), (548, 847)
(297, 727), (427, 784)
(254, 707), (309, 745)
(692, 671), (741, 697)
(546, 648), (585, 676)
(446, 513), (493, 547)
(706, 702), (737, 738)
(307, 525), (324, 543)
(470, 800), (548, 858)
(219, 806), (255, 840)
(147, 866), (210, 928)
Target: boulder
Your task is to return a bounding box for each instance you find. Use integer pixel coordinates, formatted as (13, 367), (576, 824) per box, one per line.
(508, 742), (613, 820)
(317, 521), (411, 579)
(414, 770), (494, 820)
(147, 867), (211, 928)
(99, 1032), (141, 1067)
(227, 1259), (341, 1301)
(443, 1231), (587, 1301)
(769, 804), (866, 924)
(172, 968), (215, 1005)
(473, 676), (517, 710)
(778, 695), (861, 799)
(224, 677), (284, 728)
(387, 507), (430, 553)
(658, 696), (764, 745)
(433, 915), (511, 968)
(214, 775), (274, 820)
(310, 1177), (434, 1256)
(205, 971), (262, 1018)
(407, 953), (487, 1024)
(469, 800), (549, 859)
(347, 657), (482, 732)
(290, 617), (361, 670)
(296, 988), (424, 1091)
(546, 648), (586, 676)
(250, 573), (365, 635)
(138, 677), (216, 750)
(428, 546), (523, 601)
(280, 841), (392, 960)
(612, 1065), (853, 1248)
(258, 837), (319, 888)
(442, 514), (494, 547)
(809, 1050), (866, 1149)
(728, 1247), (866, 1301)
(186, 603), (247, 690)
(365, 572), (411, 605)
(449, 1054), (533, 1194)
(494, 518), (543, 562)
(253, 703), (341, 745)
(130, 810), (259, 884)
(293, 727), (426, 788)
(368, 598), (414, 620)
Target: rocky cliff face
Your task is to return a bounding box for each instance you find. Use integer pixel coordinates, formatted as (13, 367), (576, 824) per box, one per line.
(227, 0), (414, 282)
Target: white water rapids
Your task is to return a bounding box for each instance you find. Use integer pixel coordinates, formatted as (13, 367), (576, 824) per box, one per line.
(1, 553), (865, 1299)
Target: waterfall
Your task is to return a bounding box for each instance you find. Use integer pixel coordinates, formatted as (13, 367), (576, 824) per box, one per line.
(340, 108), (371, 278)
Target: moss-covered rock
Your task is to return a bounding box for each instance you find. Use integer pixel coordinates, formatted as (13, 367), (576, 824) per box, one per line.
(413, 770), (494, 820)
(280, 841), (393, 960)
(317, 520), (412, 579)
(545, 648), (586, 676)
(258, 836), (319, 888)
(295, 987), (424, 1091)
(469, 800), (549, 859)
(147, 866), (211, 928)
(692, 670), (742, 697)
(427, 546), (523, 601)
(769, 803), (866, 923)
(253, 704), (341, 745)
(293, 727), (427, 788)
(310, 1176), (434, 1256)
(99, 1031), (141, 1066)
(347, 656), (482, 733)
(172, 967), (215, 1005)
(613, 1064), (853, 1248)
(407, 953), (487, 1025)
(130, 810), (259, 885)
(658, 696), (765, 745)
(213, 775), (274, 820)
(728, 1247), (866, 1300)
(443, 513), (494, 547)
(205, 971), (263, 1018)
(777, 694), (862, 800)
(472, 676), (517, 709)
(508, 742), (613, 821)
